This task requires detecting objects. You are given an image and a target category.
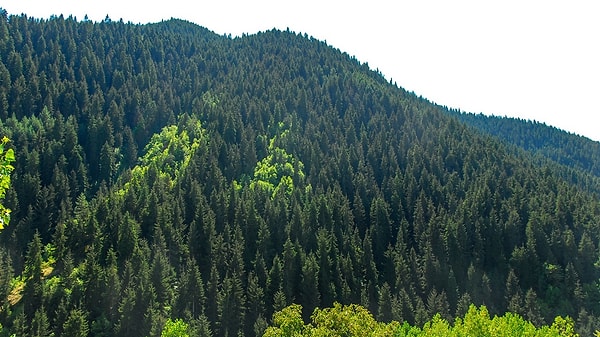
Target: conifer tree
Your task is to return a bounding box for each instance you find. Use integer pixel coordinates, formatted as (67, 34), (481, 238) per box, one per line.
(0, 136), (15, 230)
(62, 308), (90, 337)
(23, 231), (43, 319)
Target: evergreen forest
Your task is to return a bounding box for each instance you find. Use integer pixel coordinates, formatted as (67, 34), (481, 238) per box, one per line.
(449, 111), (600, 180)
(0, 10), (599, 336)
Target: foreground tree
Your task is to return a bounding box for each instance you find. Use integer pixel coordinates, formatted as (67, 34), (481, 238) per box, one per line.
(263, 303), (579, 337)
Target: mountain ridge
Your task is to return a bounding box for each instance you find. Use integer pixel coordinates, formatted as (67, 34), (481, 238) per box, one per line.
(0, 13), (598, 336)
(450, 111), (600, 175)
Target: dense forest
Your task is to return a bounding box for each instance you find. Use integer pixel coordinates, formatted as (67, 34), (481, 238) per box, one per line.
(0, 10), (599, 336)
(450, 111), (600, 179)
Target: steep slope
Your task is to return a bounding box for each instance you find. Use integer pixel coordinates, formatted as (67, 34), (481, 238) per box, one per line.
(0, 12), (598, 336)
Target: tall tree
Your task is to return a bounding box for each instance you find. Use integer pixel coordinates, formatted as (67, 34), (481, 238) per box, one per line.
(22, 231), (44, 319)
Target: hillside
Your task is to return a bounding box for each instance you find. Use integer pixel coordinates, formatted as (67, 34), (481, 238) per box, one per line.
(0, 11), (599, 336)
(450, 111), (600, 177)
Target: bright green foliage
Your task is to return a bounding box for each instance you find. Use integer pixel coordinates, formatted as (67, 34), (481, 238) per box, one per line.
(263, 304), (306, 337)
(0, 136), (14, 230)
(310, 303), (397, 336)
(137, 121), (203, 179)
(264, 303), (579, 337)
(263, 303), (399, 336)
(62, 308), (89, 337)
(119, 119), (204, 196)
(1, 13), (600, 337)
(161, 318), (190, 337)
(250, 129), (305, 198)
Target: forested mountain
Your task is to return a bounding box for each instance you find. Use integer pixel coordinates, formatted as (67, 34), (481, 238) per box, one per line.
(450, 111), (600, 179)
(0, 10), (599, 336)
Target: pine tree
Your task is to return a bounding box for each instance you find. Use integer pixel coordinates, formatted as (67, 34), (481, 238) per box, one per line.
(377, 282), (393, 322)
(31, 307), (51, 337)
(150, 227), (175, 309)
(102, 249), (121, 325)
(525, 288), (545, 327)
(246, 271), (265, 337)
(282, 238), (299, 303)
(300, 252), (320, 320)
(62, 308), (90, 337)
(176, 257), (206, 319)
(370, 196), (392, 266)
(505, 269), (524, 316)
(23, 231), (43, 319)
(216, 274), (246, 337)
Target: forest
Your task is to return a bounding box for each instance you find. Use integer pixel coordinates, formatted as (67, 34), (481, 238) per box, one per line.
(449, 111), (600, 182)
(0, 9), (599, 336)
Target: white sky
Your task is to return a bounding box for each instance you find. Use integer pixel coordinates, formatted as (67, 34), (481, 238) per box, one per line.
(3, 0), (600, 141)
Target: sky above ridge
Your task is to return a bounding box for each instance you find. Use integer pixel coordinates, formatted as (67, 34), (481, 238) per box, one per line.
(3, 0), (599, 141)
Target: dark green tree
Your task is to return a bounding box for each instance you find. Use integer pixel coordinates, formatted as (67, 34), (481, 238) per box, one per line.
(22, 231), (43, 319)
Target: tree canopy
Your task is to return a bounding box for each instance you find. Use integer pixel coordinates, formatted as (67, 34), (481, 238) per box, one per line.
(0, 10), (598, 336)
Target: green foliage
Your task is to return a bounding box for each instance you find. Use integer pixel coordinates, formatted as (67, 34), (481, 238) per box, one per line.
(117, 118), (205, 204)
(0, 11), (598, 337)
(263, 304), (305, 337)
(0, 137), (14, 230)
(161, 318), (190, 337)
(452, 111), (600, 175)
(139, 122), (202, 177)
(133, 120), (204, 182)
(265, 303), (579, 337)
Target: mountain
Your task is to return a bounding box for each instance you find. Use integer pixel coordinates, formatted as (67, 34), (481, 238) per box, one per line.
(450, 111), (600, 177)
(0, 11), (598, 336)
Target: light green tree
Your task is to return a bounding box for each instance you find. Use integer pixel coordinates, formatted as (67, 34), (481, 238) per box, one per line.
(161, 318), (190, 337)
(249, 128), (306, 199)
(264, 303), (579, 337)
(262, 304), (306, 337)
(0, 136), (15, 230)
(250, 145), (302, 198)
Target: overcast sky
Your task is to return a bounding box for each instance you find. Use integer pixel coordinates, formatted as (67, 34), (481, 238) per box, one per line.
(3, 0), (599, 141)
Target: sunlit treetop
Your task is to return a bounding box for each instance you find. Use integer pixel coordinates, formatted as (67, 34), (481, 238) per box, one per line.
(0, 136), (15, 230)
